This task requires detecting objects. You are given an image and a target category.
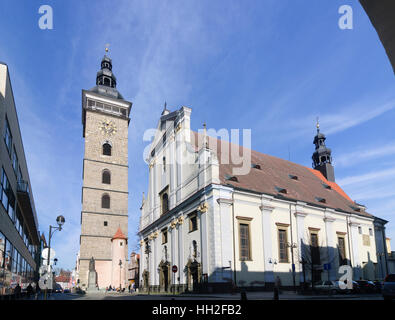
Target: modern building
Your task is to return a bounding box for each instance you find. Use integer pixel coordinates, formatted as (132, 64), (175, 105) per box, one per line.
(0, 62), (41, 296)
(360, 0), (395, 74)
(77, 52), (132, 290)
(138, 106), (390, 293)
(128, 252), (140, 288)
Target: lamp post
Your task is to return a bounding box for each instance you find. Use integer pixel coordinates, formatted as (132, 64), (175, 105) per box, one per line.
(119, 259), (122, 291)
(145, 242), (151, 295)
(287, 242), (298, 292)
(45, 215), (65, 300)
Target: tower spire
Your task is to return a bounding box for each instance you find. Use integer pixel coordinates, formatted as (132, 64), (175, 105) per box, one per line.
(312, 120), (335, 182)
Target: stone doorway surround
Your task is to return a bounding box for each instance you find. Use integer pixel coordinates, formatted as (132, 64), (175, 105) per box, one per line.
(186, 258), (201, 292)
(159, 260), (171, 292)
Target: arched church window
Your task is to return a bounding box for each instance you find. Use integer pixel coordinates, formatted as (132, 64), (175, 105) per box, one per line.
(102, 170), (111, 184)
(103, 143), (112, 156)
(104, 77), (110, 86)
(102, 194), (110, 209)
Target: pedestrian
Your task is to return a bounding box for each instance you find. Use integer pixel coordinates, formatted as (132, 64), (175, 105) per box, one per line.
(275, 276), (282, 293)
(26, 283), (33, 299)
(128, 284), (131, 293)
(14, 283), (21, 300)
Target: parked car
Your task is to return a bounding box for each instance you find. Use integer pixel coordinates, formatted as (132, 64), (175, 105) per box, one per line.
(63, 289), (70, 293)
(356, 280), (376, 293)
(343, 280), (360, 293)
(313, 281), (347, 294)
(373, 280), (382, 293)
(382, 274), (395, 300)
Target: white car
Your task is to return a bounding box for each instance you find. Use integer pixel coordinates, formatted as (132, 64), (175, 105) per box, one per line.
(314, 280), (349, 294)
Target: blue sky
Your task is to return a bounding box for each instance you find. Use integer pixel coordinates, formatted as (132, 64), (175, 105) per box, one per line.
(0, 0), (394, 270)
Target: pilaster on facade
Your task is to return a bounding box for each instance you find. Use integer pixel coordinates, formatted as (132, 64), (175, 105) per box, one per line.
(323, 211), (336, 280)
(348, 220), (361, 279)
(260, 196), (275, 283)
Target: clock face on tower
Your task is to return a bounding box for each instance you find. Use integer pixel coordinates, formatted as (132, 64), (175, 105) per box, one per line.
(99, 120), (117, 136)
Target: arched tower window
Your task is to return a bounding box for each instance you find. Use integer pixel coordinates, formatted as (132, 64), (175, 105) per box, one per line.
(102, 170), (111, 184)
(102, 194), (110, 209)
(103, 143), (112, 156)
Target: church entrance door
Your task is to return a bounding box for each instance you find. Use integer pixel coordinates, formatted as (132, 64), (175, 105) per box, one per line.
(163, 265), (169, 292)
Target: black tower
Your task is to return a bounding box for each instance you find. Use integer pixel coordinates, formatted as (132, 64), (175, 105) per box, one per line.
(312, 120), (335, 182)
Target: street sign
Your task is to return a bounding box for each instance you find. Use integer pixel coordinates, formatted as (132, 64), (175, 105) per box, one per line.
(41, 248), (56, 260)
(172, 265), (178, 273)
(323, 263), (332, 270)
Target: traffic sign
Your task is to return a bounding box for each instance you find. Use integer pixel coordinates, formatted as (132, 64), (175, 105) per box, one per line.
(41, 248), (56, 260)
(172, 265), (178, 273)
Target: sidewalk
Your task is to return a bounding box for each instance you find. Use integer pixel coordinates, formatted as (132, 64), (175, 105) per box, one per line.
(135, 290), (381, 300)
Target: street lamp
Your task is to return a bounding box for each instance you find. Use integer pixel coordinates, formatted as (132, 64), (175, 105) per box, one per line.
(287, 242), (298, 292)
(45, 215), (65, 299)
(119, 259), (122, 291)
(145, 242), (151, 295)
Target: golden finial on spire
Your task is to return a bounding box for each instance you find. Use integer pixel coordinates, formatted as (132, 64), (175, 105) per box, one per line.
(316, 116), (320, 132)
(105, 43), (110, 54)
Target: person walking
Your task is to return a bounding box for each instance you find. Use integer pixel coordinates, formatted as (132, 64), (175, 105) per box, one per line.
(14, 283), (21, 300)
(275, 276), (282, 293)
(26, 283), (33, 300)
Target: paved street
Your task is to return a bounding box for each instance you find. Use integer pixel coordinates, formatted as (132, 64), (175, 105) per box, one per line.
(39, 291), (384, 301)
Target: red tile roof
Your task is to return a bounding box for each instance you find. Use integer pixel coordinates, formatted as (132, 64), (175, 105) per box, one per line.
(54, 275), (70, 283)
(112, 227), (127, 240)
(191, 131), (371, 218)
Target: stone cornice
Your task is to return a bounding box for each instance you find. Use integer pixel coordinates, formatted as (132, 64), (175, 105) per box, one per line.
(216, 198), (233, 205)
(84, 158), (129, 168)
(82, 186), (129, 194)
(236, 216), (253, 221)
(349, 222), (361, 227)
(259, 205), (275, 212)
(324, 217), (336, 223)
(294, 211), (307, 218)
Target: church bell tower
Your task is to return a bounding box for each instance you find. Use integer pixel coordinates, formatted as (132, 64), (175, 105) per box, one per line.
(78, 49), (132, 290)
(312, 120), (335, 182)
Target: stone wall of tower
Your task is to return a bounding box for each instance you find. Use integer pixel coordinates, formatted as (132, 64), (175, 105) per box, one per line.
(79, 108), (129, 289)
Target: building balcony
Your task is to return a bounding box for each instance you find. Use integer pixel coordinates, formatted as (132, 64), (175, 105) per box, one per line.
(17, 180), (40, 245)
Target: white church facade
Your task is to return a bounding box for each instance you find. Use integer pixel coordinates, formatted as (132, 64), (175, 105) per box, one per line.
(138, 106), (390, 293)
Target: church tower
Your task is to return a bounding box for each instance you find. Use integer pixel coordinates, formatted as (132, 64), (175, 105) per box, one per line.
(312, 120), (335, 182)
(79, 50), (132, 290)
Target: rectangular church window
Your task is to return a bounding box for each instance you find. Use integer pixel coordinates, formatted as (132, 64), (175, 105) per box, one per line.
(278, 229), (288, 263)
(239, 223), (251, 261)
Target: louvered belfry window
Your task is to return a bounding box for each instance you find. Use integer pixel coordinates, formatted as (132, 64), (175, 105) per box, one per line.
(103, 143), (112, 156)
(102, 194), (110, 209)
(102, 170), (111, 184)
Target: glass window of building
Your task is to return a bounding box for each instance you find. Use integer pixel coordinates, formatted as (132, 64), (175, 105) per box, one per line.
(0, 231), (5, 269)
(4, 117), (12, 154)
(12, 146), (18, 176)
(239, 223), (251, 261)
(0, 167), (9, 212)
(5, 240), (12, 271)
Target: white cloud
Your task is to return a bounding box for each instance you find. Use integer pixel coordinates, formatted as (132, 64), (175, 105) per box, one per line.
(337, 167), (395, 187)
(335, 143), (395, 167)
